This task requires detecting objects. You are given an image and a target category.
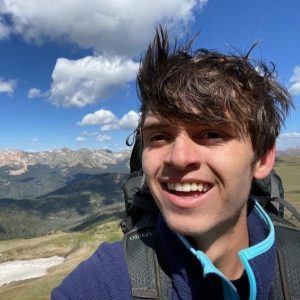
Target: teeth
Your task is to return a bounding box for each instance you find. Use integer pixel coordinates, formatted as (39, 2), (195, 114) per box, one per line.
(198, 184), (203, 192)
(191, 183), (198, 191)
(175, 182), (183, 192)
(167, 182), (211, 192)
(182, 183), (190, 192)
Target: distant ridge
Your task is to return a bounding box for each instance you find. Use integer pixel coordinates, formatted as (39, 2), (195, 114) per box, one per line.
(277, 146), (300, 156)
(0, 148), (130, 175)
(0, 148), (131, 199)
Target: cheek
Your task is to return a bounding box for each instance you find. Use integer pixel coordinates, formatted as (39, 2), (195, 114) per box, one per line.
(208, 148), (254, 187)
(142, 150), (156, 177)
(215, 141), (254, 169)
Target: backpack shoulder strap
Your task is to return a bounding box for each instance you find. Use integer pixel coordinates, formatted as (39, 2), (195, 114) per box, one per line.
(271, 197), (300, 223)
(271, 216), (300, 299)
(122, 225), (172, 300)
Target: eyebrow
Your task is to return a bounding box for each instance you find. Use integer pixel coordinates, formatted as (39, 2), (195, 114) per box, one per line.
(141, 122), (171, 133)
(142, 120), (239, 137)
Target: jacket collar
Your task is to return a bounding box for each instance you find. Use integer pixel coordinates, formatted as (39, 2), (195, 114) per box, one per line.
(157, 198), (276, 300)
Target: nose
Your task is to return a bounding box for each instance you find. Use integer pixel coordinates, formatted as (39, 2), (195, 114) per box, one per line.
(164, 134), (200, 169)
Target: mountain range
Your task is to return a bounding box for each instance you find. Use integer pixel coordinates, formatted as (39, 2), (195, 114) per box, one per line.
(0, 148), (131, 240)
(0, 148), (130, 199)
(0, 148), (130, 175)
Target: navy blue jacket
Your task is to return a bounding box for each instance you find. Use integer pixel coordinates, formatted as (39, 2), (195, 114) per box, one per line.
(51, 200), (276, 299)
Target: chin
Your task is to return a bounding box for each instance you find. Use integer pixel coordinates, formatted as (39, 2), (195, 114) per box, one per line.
(162, 211), (211, 237)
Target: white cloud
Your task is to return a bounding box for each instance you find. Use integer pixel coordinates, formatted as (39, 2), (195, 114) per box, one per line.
(0, 16), (10, 39)
(49, 56), (139, 107)
(277, 132), (300, 150)
(0, 0), (207, 56)
(27, 87), (48, 99)
(78, 109), (118, 126)
(288, 65), (300, 95)
(31, 137), (39, 142)
(96, 135), (112, 143)
(28, 88), (40, 98)
(100, 124), (120, 131)
(0, 1), (208, 108)
(79, 109), (139, 131)
(75, 136), (87, 142)
(278, 132), (300, 139)
(119, 111), (140, 130)
(80, 131), (98, 136)
(0, 79), (16, 95)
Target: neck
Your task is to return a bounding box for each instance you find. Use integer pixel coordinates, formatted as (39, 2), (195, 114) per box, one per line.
(191, 206), (249, 280)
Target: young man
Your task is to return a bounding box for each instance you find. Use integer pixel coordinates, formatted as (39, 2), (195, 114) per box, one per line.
(52, 28), (294, 299)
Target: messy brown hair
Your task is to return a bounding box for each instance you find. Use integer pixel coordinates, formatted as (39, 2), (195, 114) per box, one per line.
(137, 27), (294, 161)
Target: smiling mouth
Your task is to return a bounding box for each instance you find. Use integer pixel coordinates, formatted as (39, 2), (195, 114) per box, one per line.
(166, 182), (212, 193)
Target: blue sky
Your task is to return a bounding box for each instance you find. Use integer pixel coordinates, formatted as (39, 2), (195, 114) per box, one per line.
(0, 0), (299, 151)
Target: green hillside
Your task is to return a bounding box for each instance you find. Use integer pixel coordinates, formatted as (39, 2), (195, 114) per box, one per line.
(0, 173), (128, 240)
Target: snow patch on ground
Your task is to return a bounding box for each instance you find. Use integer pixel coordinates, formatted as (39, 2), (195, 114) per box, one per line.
(0, 256), (65, 287)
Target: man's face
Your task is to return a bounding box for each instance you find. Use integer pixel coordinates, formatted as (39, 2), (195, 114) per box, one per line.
(142, 112), (270, 241)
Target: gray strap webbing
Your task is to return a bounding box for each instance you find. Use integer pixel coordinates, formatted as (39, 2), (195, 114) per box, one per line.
(270, 173), (284, 215)
(123, 226), (172, 300)
(271, 197), (300, 222)
(270, 173), (281, 198)
(272, 220), (300, 299)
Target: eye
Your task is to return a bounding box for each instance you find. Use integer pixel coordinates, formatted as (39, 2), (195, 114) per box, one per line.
(198, 130), (229, 144)
(143, 132), (171, 147)
(201, 131), (224, 139)
(150, 133), (169, 141)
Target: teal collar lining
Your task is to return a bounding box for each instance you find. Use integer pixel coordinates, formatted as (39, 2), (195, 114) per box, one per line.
(177, 201), (275, 300)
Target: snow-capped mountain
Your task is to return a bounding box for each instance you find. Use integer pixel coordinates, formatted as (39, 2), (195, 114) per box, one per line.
(0, 148), (131, 199)
(0, 148), (130, 175)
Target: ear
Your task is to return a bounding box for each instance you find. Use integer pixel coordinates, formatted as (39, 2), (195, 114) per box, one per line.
(253, 145), (276, 179)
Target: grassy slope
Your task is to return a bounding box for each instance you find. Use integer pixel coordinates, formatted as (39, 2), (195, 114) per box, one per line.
(274, 156), (300, 210)
(0, 155), (299, 299)
(0, 221), (123, 300)
(274, 156), (300, 226)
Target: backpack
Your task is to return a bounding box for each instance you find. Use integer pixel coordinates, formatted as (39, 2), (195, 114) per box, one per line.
(121, 131), (300, 299)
